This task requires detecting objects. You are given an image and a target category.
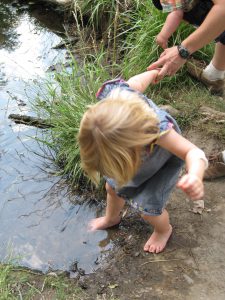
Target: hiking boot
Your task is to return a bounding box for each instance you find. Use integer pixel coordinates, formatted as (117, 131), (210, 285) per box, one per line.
(204, 152), (225, 180)
(186, 58), (225, 96)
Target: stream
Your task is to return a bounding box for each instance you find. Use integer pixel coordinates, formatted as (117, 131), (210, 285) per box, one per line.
(0, 0), (113, 274)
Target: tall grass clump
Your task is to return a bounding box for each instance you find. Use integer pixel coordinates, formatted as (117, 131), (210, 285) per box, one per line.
(33, 53), (113, 188)
(72, 0), (141, 32)
(0, 253), (24, 299)
(71, 0), (144, 69)
(0, 264), (15, 299)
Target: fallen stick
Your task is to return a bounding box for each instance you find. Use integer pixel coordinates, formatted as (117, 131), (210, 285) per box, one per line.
(141, 258), (184, 266)
(8, 114), (53, 129)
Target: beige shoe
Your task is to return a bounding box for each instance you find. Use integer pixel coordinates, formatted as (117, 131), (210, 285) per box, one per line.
(204, 152), (225, 180)
(186, 58), (225, 95)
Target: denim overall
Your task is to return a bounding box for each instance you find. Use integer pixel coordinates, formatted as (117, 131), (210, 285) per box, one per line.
(96, 80), (184, 216)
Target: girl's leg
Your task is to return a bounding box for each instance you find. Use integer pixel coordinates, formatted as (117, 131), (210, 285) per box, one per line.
(88, 182), (125, 231)
(141, 209), (172, 254)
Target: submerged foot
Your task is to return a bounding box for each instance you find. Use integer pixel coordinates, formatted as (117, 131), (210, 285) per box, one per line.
(143, 225), (172, 253)
(88, 216), (121, 231)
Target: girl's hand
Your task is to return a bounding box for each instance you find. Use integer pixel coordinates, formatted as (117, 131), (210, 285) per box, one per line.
(177, 174), (204, 200)
(149, 69), (161, 84)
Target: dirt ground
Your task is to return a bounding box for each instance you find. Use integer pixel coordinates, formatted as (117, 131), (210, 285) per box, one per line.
(78, 130), (225, 300)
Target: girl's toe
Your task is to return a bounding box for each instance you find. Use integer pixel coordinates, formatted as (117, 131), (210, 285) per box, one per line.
(149, 245), (156, 253)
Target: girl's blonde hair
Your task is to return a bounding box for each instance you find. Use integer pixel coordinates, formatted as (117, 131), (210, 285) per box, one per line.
(78, 88), (160, 187)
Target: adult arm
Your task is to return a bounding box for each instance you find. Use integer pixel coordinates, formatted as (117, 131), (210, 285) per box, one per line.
(148, 0), (225, 79)
(156, 129), (207, 199)
(157, 9), (183, 49)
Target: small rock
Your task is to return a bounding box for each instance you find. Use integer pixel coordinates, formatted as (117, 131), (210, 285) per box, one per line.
(159, 105), (179, 117)
(189, 199), (204, 214)
(69, 260), (78, 272)
(97, 285), (106, 294)
(78, 268), (85, 276)
(183, 274), (194, 285)
(47, 272), (58, 277)
(69, 271), (80, 280)
(78, 277), (88, 289)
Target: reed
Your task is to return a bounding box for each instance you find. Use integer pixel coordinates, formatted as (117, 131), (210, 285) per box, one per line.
(33, 53), (112, 187)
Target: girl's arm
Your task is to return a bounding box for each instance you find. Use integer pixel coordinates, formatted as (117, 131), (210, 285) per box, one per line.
(156, 129), (207, 200)
(126, 70), (159, 93)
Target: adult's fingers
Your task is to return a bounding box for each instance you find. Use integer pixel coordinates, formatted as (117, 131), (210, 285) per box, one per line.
(156, 65), (169, 81)
(147, 60), (163, 71)
(160, 50), (167, 58)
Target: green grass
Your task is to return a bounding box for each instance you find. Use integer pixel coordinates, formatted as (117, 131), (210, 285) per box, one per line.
(0, 263), (85, 300)
(32, 52), (113, 188)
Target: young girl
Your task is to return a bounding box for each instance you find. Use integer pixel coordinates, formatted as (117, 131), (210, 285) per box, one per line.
(78, 70), (208, 254)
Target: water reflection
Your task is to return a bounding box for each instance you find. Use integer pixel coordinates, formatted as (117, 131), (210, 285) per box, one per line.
(0, 1), (19, 50)
(0, 1), (113, 273)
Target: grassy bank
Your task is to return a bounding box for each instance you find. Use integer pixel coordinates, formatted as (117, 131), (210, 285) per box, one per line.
(0, 262), (85, 299)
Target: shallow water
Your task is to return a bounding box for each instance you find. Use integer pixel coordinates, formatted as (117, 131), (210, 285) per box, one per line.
(0, 0), (112, 273)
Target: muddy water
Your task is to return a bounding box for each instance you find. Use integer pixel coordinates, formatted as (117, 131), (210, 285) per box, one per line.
(0, 1), (112, 273)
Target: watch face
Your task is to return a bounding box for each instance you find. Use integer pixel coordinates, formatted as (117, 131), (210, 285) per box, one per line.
(178, 45), (190, 59)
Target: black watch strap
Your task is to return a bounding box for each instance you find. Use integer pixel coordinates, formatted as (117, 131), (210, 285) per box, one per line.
(177, 44), (191, 59)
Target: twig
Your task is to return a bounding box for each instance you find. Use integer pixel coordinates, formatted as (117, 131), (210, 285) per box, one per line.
(8, 114), (53, 128)
(26, 282), (42, 296)
(41, 278), (47, 293)
(189, 248), (200, 271)
(11, 268), (43, 276)
(16, 287), (23, 300)
(141, 258), (184, 266)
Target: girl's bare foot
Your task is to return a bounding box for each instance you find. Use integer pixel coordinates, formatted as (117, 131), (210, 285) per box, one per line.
(143, 225), (172, 253)
(88, 216), (121, 231)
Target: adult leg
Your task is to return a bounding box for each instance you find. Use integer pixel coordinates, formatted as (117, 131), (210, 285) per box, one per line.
(141, 209), (172, 254)
(187, 42), (225, 94)
(204, 150), (225, 180)
(203, 42), (225, 80)
(88, 182), (125, 230)
(211, 42), (225, 71)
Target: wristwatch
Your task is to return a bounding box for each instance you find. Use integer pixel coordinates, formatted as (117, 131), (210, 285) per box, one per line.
(177, 44), (191, 59)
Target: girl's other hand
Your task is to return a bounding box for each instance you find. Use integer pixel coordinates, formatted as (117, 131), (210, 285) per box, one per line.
(177, 173), (204, 200)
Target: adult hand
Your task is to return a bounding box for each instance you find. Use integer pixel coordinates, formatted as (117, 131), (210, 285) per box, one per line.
(156, 33), (168, 49)
(147, 46), (187, 81)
